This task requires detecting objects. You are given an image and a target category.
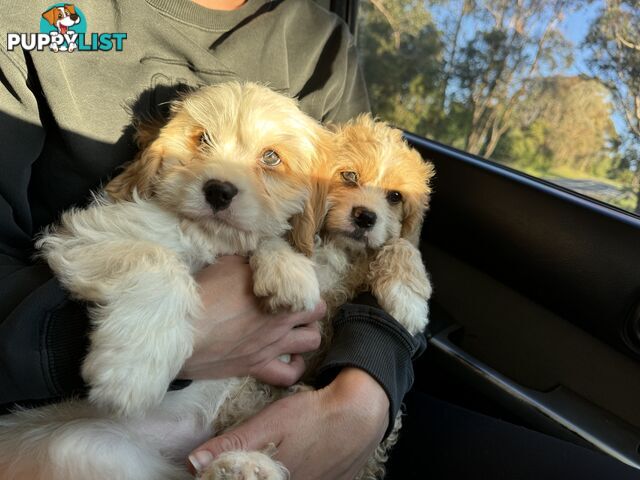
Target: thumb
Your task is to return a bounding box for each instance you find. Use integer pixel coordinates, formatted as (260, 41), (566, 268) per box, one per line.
(187, 413), (277, 475)
(253, 354), (306, 386)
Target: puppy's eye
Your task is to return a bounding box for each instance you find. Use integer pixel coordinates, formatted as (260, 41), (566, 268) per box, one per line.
(200, 131), (213, 146)
(261, 150), (281, 167)
(341, 171), (358, 185)
(387, 191), (403, 204)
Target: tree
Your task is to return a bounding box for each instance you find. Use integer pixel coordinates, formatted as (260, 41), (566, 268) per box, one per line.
(586, 0), (640, 213)
(452, 0), (581, 157)
(360, 0), (583, 157)
(495, 76), (617, 174)
(357, 0), (444, 135)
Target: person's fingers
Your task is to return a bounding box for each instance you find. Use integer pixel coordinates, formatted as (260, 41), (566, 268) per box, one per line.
(188, 409), (278, 475)
(188, 430), (250, 474)
(279, 324), (321, 354)
(277, 300), (327, 328)
(306, 299), (327, 322)
(252, 354), (306, 386)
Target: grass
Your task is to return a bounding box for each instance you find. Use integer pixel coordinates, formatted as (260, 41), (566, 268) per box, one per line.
(496, 161), (639, 215)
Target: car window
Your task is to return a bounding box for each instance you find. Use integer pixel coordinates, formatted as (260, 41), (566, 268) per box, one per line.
(356, 0), (640, 217)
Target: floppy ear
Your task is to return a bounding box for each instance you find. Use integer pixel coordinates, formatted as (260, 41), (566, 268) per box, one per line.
(400, 158), (435, 247)
(105, 140), (164, 202)
(288, 125), (334, 256)
(132, 116), (165, 151)
(42, 7), (58, 25)
(395, 136), (436, 246)
(65, 4), (76, 15)
(288, 177), (328, 257)
(401, 194), (428, 247)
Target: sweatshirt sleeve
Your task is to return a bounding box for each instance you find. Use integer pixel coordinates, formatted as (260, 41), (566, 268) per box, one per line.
(316, 293), (427, 438)
(322, 38), (371, 124)
(0, 50), (89, 409)
(287, 3), (371, 125)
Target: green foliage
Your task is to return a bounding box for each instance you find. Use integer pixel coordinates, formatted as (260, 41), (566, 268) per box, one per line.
(358, 1), (444, 134)
(494, 121), (553, 172)
(586, 0), (640, 136)
(358, 0), (640, 214)
(585, 0), (640, 213)
(495, 76), (618, 174)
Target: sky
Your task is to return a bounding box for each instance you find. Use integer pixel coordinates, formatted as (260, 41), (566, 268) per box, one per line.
(429, 0), (630, 139)
(561, 2), (629, 137)
(562, 2), (601, 74)
(560, 2), (627, 138)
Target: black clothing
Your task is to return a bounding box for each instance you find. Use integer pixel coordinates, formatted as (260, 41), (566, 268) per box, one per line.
(387, 392), (640, 480)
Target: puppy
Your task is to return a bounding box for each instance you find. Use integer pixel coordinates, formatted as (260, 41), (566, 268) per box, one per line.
(315, 114), (435, 329)
(201, 115), (435, 480)
(41, 4), (81, 52)
(0, 82), (328, 480)
(318, 115), (435, 480)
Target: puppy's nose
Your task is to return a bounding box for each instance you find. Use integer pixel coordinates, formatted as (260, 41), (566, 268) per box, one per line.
(70, 13), (79, 21)
(351, 207), (377, 230)
(203, 179), (238, 212)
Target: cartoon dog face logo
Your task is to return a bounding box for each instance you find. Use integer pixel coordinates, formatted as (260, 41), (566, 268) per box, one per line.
(41, 4), (80, 52)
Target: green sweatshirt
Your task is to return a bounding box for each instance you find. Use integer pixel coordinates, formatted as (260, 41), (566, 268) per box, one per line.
(0, 1), (422, 430)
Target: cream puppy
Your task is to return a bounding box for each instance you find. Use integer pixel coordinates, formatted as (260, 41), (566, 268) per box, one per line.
(0, 82), (328, 480)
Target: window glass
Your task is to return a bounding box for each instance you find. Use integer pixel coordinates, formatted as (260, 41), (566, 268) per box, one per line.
(357, 0), (640, 216)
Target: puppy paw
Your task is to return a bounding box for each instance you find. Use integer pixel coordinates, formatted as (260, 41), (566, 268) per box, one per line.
(198, 451), (287, 480)
(251, 249), (320, 313)
(375, 282), (430, 335)
(369, 238), (432, 335)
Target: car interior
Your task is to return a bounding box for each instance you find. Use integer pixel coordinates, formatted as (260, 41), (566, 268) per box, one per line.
(320, 0), (640, 471)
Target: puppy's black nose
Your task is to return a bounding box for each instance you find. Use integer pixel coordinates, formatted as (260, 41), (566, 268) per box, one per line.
(203, 179), (238, 212)
(352, 207), (377, 229)
(70, 14), (79, 21)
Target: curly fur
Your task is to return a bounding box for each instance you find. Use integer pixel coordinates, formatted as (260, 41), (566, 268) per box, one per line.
(210, 115), (435, 480)
(0, 109), (433, 480)
(317, 117), (434, 479)
(0, 82), (330, 480)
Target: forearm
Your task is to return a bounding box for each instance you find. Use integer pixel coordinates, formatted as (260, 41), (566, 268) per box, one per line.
(315, 293), (426, 437)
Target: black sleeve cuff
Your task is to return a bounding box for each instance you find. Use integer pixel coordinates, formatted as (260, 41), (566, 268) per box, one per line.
(0, 277), (90, 410)
(44, 298), (90, 398)
(316, 294), (427, 438)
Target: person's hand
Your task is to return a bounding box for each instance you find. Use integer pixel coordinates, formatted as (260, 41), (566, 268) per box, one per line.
(179, 255), (325, 386)
(188, 368), (390, 480)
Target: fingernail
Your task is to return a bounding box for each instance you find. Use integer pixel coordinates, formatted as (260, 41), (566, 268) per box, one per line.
(189, 450), (214, 472)
(278, 354), (291, 364)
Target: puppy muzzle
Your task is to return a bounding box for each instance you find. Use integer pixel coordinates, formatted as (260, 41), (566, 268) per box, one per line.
(351, 206), (377, 230)
(203, 179), (238, 212)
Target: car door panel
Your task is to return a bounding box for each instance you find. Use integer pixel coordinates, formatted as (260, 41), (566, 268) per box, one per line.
(408, 134), (640, 468)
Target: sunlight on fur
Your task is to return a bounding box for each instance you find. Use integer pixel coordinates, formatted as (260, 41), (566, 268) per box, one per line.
(207, 115), (436, 480)
(0, 82), (329, 480)
(0, 85), (435, 480)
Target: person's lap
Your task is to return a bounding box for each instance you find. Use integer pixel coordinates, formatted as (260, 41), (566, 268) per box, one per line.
(385, 392), (640, 479)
